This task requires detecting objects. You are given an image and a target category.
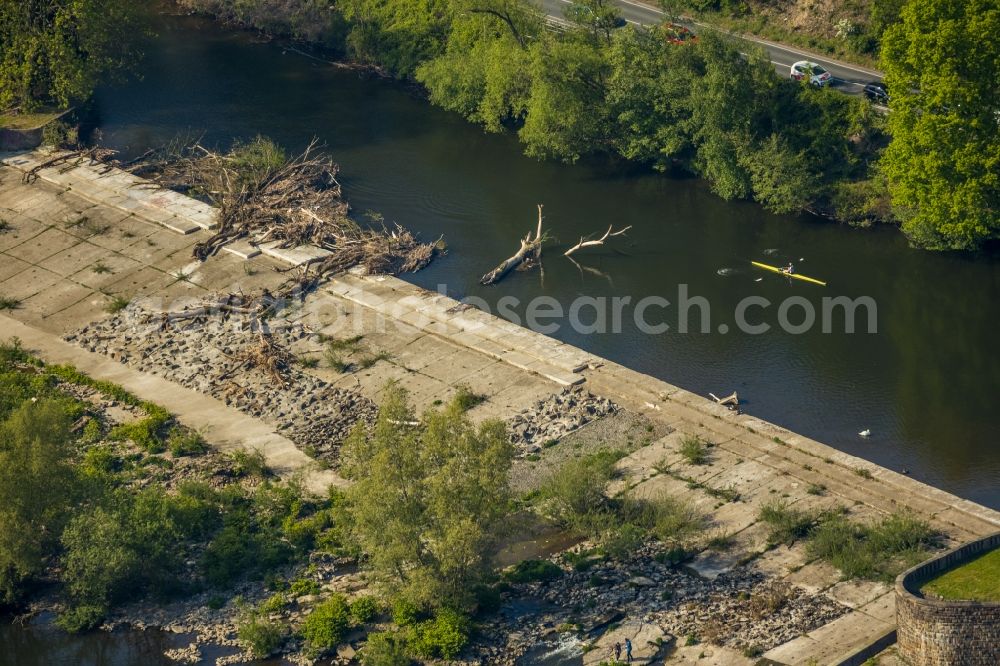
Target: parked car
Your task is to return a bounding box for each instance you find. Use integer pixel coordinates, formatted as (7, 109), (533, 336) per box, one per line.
(790, 61), (832, 86)
(662, 23), (698, 45)
(863, 82), (889, 105)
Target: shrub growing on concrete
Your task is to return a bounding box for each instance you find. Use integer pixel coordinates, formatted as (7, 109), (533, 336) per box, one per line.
(807, 511), (936, 581)
(679, 435), (709, 465)
(758, 500), (818, 546)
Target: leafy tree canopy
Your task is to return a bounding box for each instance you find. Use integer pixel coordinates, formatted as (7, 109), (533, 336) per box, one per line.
(341, 384), (513, 611)
(0, 0), (142, 109)
(0, 400), (80, 605)
(881, 0), (1000, 250)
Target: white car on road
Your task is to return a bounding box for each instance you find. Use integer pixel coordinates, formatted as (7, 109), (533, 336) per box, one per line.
(790, 61), (832, 86)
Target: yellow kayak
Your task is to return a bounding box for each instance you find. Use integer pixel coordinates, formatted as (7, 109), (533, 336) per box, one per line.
(752, 261), (827, 286)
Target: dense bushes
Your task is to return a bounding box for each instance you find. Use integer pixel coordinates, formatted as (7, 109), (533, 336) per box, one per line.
(539, 449), (702, 556)
(413, 7), (886, 221)
(0, 340), (344, 629)
(757, 500), (938, 581)
(302, 595), (351, 656)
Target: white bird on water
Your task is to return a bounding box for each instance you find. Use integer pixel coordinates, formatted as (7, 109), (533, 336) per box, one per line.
(859, 429), (871, 437)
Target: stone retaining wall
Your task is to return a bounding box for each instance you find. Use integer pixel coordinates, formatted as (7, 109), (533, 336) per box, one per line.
(0, 126), (43, 151)
(895, 532), (1000, 665)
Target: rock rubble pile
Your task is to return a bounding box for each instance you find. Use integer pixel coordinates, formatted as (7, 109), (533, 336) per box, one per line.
(508, 387), (618, 453)
(67, 302), (377, 462)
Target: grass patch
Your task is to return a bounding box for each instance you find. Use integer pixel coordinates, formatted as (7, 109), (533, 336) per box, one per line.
(706, 531), (736, 551)
(104, 295), (130, 314)
(229, 448), (269, 478)
(167, 427), (207, 457)
(758, 500), (819, 546)
(357, 350), (390, 369)
(325, 351), (350, 373)
(679, 435), (709, 465)
(91, 261), (112, 275)
(759, 499), (937, 582)
(0, 296), (20, 310)
(807, 512), (937, 582)
(322, 334), (363, 351)
(806, 483), (827, 496)
(453, 384), (486, 412)
(919, 547), (1000, 602)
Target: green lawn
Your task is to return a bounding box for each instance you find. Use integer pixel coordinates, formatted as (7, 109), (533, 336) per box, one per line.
(0, 109), (65, 130)
(920, 546), (1000, 602)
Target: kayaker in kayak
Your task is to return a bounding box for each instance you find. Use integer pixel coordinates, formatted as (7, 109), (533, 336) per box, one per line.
(782, 262), (795, 275)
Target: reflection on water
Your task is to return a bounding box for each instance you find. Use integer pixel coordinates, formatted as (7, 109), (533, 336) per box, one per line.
(0, 618), (177, 666)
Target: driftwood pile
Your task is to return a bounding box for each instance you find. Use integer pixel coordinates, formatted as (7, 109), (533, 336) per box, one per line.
(33, 139), (440, 294)
(127, 138), (440, 283)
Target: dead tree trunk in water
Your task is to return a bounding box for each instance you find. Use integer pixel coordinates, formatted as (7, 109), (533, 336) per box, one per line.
(563, 224), (632, 257)
(480, 205), (545, 285)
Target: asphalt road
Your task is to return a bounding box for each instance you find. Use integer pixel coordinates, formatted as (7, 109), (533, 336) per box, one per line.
(538, 0), (885, 96)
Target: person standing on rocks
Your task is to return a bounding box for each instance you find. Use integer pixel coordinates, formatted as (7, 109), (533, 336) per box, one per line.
(614, 641), (622, 662)
(625, 638), (633, 663)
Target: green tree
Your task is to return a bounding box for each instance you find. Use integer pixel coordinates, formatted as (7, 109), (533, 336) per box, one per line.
(680, 33), (776, 200)
(340, 0), (453, 77)
(881, 0), (1000, 249)
(739, 134), (815, 214)
(341, 384), (513, 611)
(604, 27), (690, 170)
(519, 35), (609, 162)
(60, 487), (208, 627)
(563, 0), (624, 46)
(416, 0), (540, 131)
(0, 400), (79, 605)
(0, 0), (142, 109)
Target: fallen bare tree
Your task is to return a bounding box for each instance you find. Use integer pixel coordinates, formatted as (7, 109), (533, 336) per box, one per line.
(563, 224), (632, 257)
(480, 204), (545, 285)
(21, 146), (117, 184)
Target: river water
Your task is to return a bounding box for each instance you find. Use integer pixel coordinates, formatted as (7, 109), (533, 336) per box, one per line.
(6, 5), (999, 663)
(93, 6), (999, 506)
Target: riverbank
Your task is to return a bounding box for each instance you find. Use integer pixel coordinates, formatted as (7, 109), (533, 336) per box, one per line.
(1, 150), (998, 664)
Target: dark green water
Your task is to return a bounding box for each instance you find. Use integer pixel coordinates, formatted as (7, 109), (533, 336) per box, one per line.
(5, 5), (999, 664)
(85, 7), (998, 507)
